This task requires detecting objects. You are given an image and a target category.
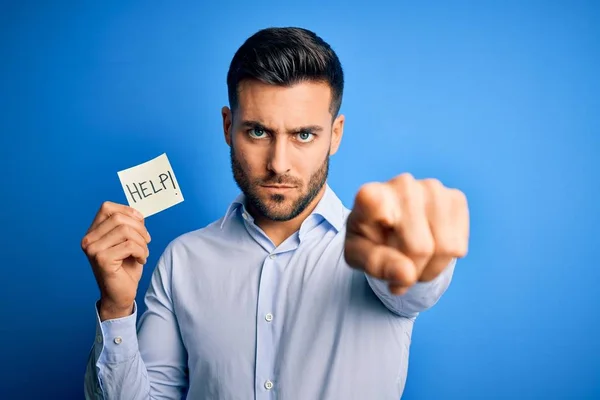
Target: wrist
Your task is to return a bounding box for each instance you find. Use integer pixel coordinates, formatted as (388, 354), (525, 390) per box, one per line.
(98, 299), (134, 321)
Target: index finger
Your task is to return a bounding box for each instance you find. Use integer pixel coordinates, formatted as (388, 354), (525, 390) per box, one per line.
(350, 182), (399, 230)
(88, 201), (144, 232)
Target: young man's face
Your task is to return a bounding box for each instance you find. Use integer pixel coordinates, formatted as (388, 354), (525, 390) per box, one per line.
(222, 80), (344, 221)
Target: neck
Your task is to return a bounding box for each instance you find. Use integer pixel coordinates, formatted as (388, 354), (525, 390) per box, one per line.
(248, 184), (327, 247)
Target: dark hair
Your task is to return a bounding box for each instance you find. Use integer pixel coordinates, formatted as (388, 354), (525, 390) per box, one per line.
(226, 27), (344, 117)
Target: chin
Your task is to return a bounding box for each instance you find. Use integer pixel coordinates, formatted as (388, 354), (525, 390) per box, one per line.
(256, 193), (303, 221)
(264, 195), (296, 211)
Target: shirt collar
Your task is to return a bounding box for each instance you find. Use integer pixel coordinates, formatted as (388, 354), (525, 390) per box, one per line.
(219, 183), (345, 233)
(220, 192), (246, 229)
(307, 183), (345, 233)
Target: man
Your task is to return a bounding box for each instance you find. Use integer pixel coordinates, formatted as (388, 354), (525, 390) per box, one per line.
(83, 27), (469, 399)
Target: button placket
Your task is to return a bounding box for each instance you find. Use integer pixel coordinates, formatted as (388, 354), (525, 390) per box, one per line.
(255, 250), (279, 396)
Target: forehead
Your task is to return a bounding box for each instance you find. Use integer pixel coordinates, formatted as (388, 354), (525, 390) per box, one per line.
(236, 80), (332, 126)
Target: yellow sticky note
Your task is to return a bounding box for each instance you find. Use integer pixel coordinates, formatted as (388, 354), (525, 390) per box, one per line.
(117, 153), (184, 217)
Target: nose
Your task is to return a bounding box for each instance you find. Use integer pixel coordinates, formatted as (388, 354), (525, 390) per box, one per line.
(267, 137), (291, 175)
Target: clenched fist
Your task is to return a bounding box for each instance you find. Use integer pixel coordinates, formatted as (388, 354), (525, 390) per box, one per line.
(81, 201), (151, 321)
(344, 173), (469, 296)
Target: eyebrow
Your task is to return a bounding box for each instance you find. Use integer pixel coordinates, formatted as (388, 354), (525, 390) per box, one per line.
(241, 120), (324, 134)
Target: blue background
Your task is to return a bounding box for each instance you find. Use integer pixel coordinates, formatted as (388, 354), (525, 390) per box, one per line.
(1, 1), (598, 398)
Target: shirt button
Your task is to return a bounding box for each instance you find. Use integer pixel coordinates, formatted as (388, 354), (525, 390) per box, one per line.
(269, 254), (276, 260)
(242, 212), (249, 220)
(114, 336), (122, 345)
(265, 313), (273, 322)
(264, 380), (273, 390)
(96, 335), (103, 344)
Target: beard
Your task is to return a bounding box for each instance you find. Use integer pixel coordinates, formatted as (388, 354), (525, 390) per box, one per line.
(230, 146), (329, 222)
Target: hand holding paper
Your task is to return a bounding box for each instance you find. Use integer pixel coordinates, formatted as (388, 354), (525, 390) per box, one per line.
(80, 153), (185, 322)
(81, 201), (151, 321)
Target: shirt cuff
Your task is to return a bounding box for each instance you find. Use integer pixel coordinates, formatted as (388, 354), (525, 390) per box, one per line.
(402, 257), (456, 296)
(94, 301), (139, 364)
(366, 258), (457, 317)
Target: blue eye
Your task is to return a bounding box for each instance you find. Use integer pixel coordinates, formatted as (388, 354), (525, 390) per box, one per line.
(297, 132), (315, 143)
(248, 128), (267, 139)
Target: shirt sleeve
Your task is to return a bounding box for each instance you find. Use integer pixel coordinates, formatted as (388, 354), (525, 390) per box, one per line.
(366, 258), (457, 319)
(84, 248), (188, 399)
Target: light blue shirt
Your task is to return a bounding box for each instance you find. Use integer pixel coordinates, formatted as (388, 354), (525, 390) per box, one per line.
(84, 184), (455, 399)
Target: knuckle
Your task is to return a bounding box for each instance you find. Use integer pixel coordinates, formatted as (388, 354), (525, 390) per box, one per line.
(390, 173), (415, 194)
(396, 172), (414, 183)
(129, 206), (142, 219)
(450, 188), (467, 205)
(119, 224), (133, 237)
(112, 212), (125, 225)
(423, 177), (442, 188)
(410, 238), (435, 258)
(396, 172), (417, 190)
(395, 174), (418, 199)
(422, 178), (444, 194)
(86, 242), (98, 257)
(80, 235), (89, 250)
(100, 201), (113, 214)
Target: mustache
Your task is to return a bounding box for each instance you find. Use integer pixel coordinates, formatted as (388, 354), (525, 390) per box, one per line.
(258, 174), (302, 186)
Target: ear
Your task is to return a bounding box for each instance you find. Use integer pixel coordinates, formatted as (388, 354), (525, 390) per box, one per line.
(222, 106), (233, 146)
(329, 114), (345, 156)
